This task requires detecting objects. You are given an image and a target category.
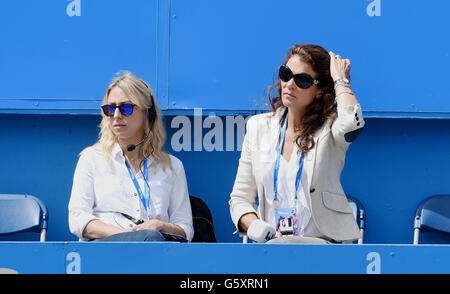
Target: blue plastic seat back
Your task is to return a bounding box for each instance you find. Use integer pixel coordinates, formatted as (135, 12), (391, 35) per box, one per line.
(347, 195), (366, 229)
(0, 194), (48, 235)
(416, 195), (450, 234)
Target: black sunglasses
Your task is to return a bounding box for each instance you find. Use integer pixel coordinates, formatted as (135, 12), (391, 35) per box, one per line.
(278, 65), (319, 89)
(101, 103), (136, 117)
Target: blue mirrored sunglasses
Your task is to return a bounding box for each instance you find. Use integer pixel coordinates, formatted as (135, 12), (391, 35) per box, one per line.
(101, 103), (135, 117)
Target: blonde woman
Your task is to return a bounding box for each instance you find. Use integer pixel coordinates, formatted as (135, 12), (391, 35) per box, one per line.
(69, 72), (193, 242)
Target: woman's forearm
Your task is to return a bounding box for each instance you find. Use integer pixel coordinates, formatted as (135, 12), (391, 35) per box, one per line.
(132, 219), (187, 238)
(335, 84), (359, 107)
(238, 212), (259, 232)
(83, 219), (129, 240)
(161, 222), (187, 238)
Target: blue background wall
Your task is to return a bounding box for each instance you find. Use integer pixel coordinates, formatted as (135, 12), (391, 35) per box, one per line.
(1, 114), (450, 244)
(1, 0), (450, 244)
(2, 0), (450, 117)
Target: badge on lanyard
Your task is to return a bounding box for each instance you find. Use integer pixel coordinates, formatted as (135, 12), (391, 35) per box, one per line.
(273, 115), (305, 236)
(275, 207), (297, 236)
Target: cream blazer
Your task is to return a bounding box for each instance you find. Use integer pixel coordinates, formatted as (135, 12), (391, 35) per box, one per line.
(229, 104), (365, 242)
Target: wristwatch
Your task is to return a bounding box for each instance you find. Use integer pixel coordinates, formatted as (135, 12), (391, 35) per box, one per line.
(334, 77), (350, 85)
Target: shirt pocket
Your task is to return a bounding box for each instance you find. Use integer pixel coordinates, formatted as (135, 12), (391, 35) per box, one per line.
(93, 174), (125, 210)
(322, 191), (353, 214)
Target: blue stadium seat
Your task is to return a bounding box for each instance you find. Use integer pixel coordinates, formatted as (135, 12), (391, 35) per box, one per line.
(347, 195), (366, 244)
(413, 195), (450, 244)
(0, 194), (48, 241)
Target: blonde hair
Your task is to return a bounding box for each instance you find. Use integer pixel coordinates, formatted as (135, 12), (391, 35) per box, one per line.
(92, 71), (172, 171)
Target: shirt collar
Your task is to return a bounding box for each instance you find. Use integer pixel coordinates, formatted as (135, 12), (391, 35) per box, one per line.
(111, 142), (125, 161)
(272, 106), (287, 127)
(111, 142), (153, 166)
(274, 105), (286, 118)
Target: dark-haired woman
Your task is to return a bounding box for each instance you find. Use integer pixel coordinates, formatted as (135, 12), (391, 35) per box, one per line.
(229, 44), (364, 244)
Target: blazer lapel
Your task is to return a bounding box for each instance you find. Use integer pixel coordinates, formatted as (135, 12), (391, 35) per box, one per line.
(304, 119), (332, 188)
(304, 133), (318, 189)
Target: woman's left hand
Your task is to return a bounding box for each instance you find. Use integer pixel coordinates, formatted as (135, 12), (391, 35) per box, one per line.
(132, 219), (165, 232)
(329, 51), (351, 82)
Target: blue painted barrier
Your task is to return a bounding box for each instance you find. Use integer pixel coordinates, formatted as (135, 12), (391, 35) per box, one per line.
(0, 242), (449, 274)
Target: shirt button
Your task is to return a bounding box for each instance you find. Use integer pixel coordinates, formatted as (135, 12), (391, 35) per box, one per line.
(310, 188), (316, 193)
(134, 193), (137, 196)
(357, 122), (360, 126)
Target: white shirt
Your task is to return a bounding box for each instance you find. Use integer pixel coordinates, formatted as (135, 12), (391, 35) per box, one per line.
(261, 139), (327, 239)
(68, 143), (194, 241)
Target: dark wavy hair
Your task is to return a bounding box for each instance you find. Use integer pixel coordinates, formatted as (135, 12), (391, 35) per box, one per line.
(269, 44), (336, 153)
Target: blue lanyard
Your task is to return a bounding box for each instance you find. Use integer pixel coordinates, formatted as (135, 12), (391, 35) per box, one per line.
(125, 158), (150, 218)
(274, 115), (305, 202)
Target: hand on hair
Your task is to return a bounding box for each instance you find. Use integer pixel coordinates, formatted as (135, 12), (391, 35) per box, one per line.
(329, 51), (351, 82)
